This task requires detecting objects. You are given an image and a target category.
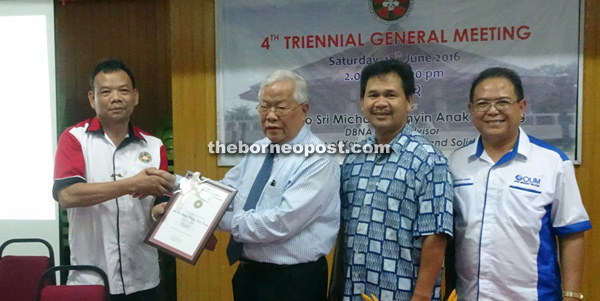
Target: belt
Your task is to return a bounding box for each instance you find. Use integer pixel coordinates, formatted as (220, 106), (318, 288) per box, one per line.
(238, 256), (325, 271)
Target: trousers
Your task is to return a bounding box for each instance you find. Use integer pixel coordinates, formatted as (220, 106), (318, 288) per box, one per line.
(232, 256), (328, 301)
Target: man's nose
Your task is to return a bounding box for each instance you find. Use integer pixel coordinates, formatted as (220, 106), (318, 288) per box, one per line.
(486, 104), (501, 114)
(374, 97), (388, 107)
(265, 109), (279, 121)
(109, 91), (123, 102)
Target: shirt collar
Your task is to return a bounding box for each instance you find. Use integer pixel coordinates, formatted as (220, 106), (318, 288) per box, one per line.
(390, 123), (415, 153)
(364, 123), (414, 154)
(85, 116), (146, 142)
(268, 124), (309, 146)
(473, 127), (529, 165)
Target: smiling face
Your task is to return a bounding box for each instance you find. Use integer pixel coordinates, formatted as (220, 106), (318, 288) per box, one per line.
(259, 79), (308, 144)
(88, 70), (139, 126)
(360, 72), (412, 144)
(469, 77), (526, 147)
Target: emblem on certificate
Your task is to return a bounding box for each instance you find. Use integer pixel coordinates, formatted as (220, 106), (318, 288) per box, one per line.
(145, 171), (237, 264)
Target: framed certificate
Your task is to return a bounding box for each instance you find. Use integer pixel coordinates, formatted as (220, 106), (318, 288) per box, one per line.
(145, 172), (237, 264)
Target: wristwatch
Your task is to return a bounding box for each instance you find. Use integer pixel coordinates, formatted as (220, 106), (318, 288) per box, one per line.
(562, 291), (583, 300)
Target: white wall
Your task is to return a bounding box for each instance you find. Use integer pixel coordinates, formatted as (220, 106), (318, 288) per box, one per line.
(0, 0), (59, 264)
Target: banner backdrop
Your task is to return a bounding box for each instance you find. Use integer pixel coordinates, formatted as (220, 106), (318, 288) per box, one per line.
(215, 0), (583, 166)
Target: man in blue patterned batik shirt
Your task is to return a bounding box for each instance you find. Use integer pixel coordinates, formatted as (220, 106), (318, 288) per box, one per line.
(329, 59), (453, 301)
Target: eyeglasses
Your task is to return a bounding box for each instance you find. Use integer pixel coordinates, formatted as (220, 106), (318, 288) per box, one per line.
(256, 103), (302, 116)
(471, 98), (520, 112)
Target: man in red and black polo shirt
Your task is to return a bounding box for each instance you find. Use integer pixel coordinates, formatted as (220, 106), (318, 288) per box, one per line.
(53, 58), (175, 301)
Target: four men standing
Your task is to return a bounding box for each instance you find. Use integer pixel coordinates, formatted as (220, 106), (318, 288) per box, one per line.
(53, 59), (590, 301)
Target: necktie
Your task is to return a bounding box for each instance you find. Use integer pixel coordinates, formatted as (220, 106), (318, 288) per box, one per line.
(226, 150), (275, 265)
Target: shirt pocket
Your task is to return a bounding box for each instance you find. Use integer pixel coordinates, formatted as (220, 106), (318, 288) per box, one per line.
(257, 185), (283, 209)
(508, 184), (542, 196)
(502, 184), (546, 224)
(507, 184), (543, 208)
(453, 181), (476, 226)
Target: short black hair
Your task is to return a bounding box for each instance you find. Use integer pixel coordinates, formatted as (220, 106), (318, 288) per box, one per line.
(360, 59), (415, 98)
(89, 58), (136, 90)
(470, 67), (524, 102)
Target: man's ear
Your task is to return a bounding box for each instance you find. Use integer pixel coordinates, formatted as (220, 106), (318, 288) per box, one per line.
(300, 102), (309, 115)
(133, 88), (139, 107)
(88, 90), (95, 109)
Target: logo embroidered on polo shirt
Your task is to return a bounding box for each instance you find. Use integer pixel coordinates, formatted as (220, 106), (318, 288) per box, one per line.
(138, 151), (152, 163)
(514, 174), (541, 187)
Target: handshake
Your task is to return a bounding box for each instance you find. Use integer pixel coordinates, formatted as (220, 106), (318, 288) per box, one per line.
(128, 167), (177, 199)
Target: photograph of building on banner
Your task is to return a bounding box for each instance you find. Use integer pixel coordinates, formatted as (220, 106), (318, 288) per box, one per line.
(215, 0), (583, 166)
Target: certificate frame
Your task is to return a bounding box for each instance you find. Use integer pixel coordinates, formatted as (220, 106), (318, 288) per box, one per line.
(145, 176), (237, 265)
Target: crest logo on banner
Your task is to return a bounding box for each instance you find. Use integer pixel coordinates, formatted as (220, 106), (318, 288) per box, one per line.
(369, 0), (413, 24)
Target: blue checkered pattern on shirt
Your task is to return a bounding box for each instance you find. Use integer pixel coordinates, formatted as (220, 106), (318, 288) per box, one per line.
(340, 123), (453, 301)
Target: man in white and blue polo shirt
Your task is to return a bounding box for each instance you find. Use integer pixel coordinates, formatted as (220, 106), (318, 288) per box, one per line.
(53, 59), (175, 300)
(330, 60), (454, 301)
(447, 67), (591, 301)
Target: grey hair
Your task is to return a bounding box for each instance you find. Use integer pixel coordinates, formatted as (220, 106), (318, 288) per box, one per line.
(258, 70), (308, 104)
